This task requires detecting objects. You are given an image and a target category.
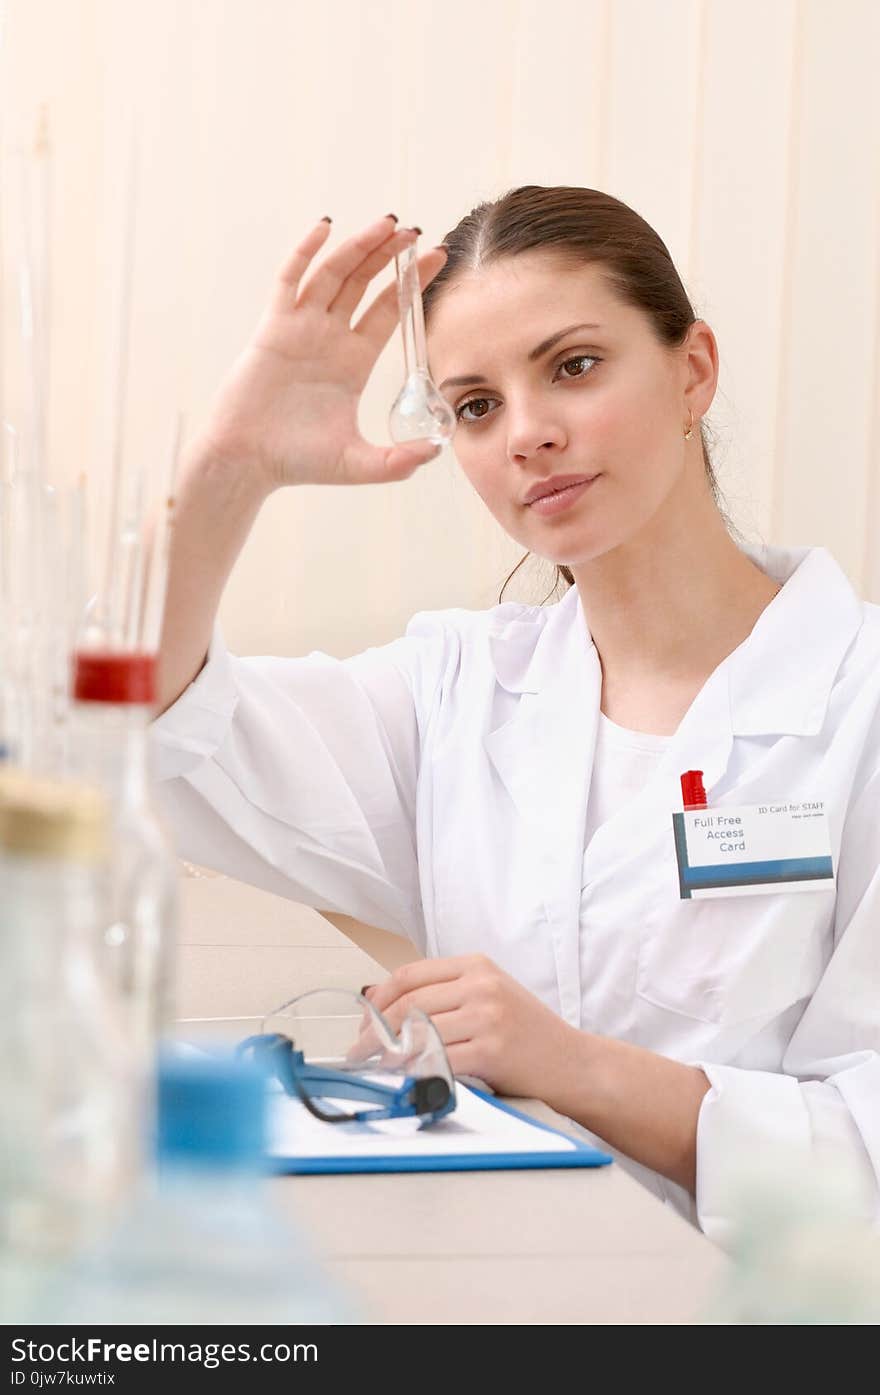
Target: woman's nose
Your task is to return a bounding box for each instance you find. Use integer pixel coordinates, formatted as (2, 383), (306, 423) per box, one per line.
(505, 402), (567, 462)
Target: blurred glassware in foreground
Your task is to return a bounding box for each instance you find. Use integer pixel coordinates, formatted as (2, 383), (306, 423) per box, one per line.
(70, 651), (178, 1059)
(0, 771), (138, 1319)
(54, 1051), (356, 1324)
(703, 1151), (880, 1324)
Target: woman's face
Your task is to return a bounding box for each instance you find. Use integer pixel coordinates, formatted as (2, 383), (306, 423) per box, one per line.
(426, 252), (710, 568)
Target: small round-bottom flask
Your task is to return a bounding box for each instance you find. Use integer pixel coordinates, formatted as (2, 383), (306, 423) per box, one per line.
(389, 241), (455, 448)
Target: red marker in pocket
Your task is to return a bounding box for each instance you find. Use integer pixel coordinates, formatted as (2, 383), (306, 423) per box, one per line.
(680, 770), (707, 811)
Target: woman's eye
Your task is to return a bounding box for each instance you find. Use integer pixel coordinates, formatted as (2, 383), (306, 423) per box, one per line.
(455, 397), (497, 424)
(557, 354), (598, 379)
(454, 356), (599, 424)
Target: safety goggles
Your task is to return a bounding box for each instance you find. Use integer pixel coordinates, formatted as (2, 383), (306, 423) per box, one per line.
(238, 988), (456, 1126)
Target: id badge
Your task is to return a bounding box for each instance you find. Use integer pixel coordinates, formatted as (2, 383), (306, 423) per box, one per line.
(672, 800), (835, 900)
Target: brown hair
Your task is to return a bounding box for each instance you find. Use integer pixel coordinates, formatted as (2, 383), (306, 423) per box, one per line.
(422, 185), (722, 603)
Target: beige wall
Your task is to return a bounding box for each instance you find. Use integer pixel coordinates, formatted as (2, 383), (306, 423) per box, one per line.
(4, 0), (880, 659)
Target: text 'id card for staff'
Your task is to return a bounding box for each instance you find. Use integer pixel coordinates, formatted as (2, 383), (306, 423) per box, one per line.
(671, 800), (835, 900)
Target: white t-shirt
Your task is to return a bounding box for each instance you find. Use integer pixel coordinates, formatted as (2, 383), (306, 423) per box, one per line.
(582, 713), (672, 852)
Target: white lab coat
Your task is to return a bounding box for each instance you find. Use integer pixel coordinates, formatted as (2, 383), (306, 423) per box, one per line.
(153, 542), (880, 1245)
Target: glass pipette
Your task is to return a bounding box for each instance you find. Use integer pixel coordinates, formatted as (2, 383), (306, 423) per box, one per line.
(389, 239), (455, 448)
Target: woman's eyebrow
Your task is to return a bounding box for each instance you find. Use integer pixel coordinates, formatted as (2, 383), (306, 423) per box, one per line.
(438, 323), (603, 391)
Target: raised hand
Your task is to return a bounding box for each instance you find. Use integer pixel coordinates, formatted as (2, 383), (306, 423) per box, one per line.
(196, 215), (449, 492)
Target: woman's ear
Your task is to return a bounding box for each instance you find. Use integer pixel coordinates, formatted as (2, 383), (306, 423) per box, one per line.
(685, 320), (719, 418)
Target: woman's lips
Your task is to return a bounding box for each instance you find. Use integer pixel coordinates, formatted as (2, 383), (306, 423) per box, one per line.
(525, 476), (599, 516)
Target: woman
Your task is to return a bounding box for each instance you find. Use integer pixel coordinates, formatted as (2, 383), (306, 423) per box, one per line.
(153, 187), (880, 1243)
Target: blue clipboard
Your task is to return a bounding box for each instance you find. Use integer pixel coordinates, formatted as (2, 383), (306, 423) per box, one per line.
(266, 1087), (613, 1175)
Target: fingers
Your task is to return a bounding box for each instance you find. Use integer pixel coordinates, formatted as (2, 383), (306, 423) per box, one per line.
(365, 956), (478, 1015)
(376, 980), (466, 1034)
(344, 1020), (385, 1065)
(414, 1005), (474, 1049)
(365, 954), (488, 1021)
(348, 1000), (472, 1070)
(269, 219), (448, 355)
(339, 435), (442, 486)
(353, 246), (448, 355)
(270, 218), (334, 313)
(295, 214), (402, 311)
(328, 226), (419, 321)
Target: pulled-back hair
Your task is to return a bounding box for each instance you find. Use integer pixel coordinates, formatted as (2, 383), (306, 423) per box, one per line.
(422, 185), (720, 602)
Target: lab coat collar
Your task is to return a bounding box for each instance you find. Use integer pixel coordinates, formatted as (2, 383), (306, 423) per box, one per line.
(726, 542), (863, 736)
(487, 543), (863, 738)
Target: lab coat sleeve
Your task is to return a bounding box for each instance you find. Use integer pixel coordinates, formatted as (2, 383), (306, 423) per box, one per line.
(694, 765), (880, 1247)
(151, 614), (454, 950)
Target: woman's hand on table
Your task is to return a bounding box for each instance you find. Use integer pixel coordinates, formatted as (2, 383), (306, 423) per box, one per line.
(365, 955), (711, 1194)
(363, 954), (575, 1099)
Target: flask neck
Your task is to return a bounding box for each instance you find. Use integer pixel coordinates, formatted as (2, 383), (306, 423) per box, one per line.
(396, 244), (429, 376)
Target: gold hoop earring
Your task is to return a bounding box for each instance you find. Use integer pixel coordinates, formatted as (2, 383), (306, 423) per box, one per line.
(684, 408), (694, 440)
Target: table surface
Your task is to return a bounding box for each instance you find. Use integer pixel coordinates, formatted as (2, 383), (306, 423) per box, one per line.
(176, 873), (729, 1325)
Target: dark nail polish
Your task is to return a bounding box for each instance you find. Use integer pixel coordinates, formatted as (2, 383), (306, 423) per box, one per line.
(410, 225), (423, 236)
(360, 984), (376, 998)
(321, 215), (332, 223)
(385, 213), (399, 223)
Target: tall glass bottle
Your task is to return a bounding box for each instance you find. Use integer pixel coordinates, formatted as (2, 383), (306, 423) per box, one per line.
(71, 650), (178, 1058)
(0, 771), (137, 1317)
